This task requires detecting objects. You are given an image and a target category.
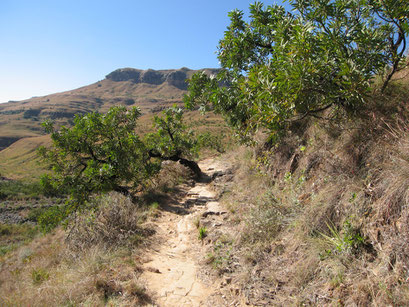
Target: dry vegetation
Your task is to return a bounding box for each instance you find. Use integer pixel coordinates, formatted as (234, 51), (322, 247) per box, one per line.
(0, 162), (196, 306)
(0, 194), (153, 306)
(201, 82), (409, 305)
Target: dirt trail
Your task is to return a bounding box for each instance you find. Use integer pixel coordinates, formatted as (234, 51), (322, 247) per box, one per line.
(141, 158), (231, 307)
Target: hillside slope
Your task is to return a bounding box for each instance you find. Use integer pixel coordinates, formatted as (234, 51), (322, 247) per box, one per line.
(195, 79), (409, 305)
(0, 67), (218, 151)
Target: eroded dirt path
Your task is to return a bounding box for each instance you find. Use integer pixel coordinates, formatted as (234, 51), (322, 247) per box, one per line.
(141, 158), (231, 307)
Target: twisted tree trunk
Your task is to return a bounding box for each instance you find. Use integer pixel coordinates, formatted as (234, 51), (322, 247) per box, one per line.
(148, 150), (202, 178)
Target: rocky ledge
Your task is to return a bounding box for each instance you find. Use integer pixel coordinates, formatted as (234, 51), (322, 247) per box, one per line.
(105, 67), (218, 90)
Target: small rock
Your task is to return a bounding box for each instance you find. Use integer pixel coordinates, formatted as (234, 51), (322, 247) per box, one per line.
(202, 211), (218, 218)
(147, 267), (161, 274)
(230, 287), (240, 295)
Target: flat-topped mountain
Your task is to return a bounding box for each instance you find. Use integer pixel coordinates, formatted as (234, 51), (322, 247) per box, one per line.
(0, 67), (219, 151)
(105, 67), (214, 90)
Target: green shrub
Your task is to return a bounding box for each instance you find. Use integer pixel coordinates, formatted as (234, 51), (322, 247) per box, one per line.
(320, 220), (365, 256)
(31, 268), (49, 285)
(0, 180), (44, 200)
(198, 227), (207, 240)
(38, 205), (70, 233)
(27, 208), (48, 222)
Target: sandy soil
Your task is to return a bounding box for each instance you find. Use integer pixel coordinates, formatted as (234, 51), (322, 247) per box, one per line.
(140, 158), (232, 307)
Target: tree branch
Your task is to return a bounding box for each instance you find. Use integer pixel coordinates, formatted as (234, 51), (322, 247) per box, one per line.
(286, 103), (333, 122)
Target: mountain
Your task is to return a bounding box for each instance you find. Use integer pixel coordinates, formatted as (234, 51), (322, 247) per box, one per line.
(0, 67), (219, 151)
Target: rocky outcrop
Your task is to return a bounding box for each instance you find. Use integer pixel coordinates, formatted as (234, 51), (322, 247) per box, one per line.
(106, 68), (201, 90)
(105, 68), (142, 82)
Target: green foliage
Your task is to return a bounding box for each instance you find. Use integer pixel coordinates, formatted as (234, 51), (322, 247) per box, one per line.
(37, 106), (161, 229)
(145, 106), (199, 160)
(37, 205), (72, 233)
(198, 226), (207, 240)
(27, 207), (48, 222)
(320, 220), (365, 256)
(39, 174), (64, 197)
(37, 106), (211, 230)
(31, 268), (49, 285)
(150, 202), (159, 210)
(0, 180), (44, 200)
(185, 0), (409, 142)
(197, 132), (226, 153)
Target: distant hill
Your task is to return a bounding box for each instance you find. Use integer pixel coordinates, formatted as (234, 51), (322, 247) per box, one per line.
(0, 67), (219, 151)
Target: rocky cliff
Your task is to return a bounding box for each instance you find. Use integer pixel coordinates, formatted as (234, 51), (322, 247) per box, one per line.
(105, 67), (216, 90)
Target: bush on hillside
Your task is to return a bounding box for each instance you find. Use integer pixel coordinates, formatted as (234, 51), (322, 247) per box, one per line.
(185, 0), (409, 142)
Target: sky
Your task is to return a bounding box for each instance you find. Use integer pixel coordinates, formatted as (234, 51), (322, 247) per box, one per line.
(0, 0), (288, 103)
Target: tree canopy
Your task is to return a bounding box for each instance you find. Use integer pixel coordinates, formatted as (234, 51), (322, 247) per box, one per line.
(184, 0), (409, 142)
(145, 106), (202, 177)
(38, 106), (159, 206)
(37, 106), (205, 230)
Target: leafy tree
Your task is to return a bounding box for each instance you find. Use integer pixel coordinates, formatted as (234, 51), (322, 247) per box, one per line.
(37, 106), (207, 230)
(184, 0), (408, 142)
(145, 106), (202, 177)
(38, 106), (159, 212)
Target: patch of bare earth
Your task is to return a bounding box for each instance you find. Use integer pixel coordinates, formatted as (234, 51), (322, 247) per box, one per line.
(140, 158), (237, 306)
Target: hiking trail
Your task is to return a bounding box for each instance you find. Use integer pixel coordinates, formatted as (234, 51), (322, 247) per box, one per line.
(140, 158), (232, 307)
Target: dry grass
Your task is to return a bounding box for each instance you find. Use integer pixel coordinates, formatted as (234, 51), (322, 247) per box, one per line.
(66, 193), (153, 251)
(0, 135), (51, 180)
(1, 241), (150, 306)
(0, 193), (154, 306)
(0, 159), (203, 306)
(203, 85), (409, 305)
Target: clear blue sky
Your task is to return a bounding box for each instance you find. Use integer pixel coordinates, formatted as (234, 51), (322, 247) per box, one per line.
(0, 0), (288, 103)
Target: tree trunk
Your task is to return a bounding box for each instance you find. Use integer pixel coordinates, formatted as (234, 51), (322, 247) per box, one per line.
(148, 150), (202, 179)
(114, 186), (137, 203)
(178, 158), (202, 178)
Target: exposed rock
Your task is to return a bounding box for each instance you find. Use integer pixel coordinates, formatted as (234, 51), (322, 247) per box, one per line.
(110, 97), (135, 106)
(106, 68), (189, 89)
(140, 69), (165, 85)
(41, 110), (82, 120)
(166, 70), (190, 90)
(105, 68), (142, 82)
(105, 67), (219, 90)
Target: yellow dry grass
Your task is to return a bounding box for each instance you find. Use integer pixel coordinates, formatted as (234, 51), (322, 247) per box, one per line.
(203, 85), (409, 305)
(0, 194), (155, 306)
(0, 135), (50, 180)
